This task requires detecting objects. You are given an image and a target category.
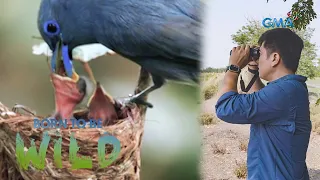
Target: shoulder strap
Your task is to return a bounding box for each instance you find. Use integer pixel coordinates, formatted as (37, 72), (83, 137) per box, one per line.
(240, 67), (259, 92)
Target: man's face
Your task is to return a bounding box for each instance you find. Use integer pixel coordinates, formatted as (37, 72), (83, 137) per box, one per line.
(258, 43), (273, 80)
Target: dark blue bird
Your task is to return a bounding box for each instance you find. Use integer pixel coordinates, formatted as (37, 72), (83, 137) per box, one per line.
(37, 0), (203, 110)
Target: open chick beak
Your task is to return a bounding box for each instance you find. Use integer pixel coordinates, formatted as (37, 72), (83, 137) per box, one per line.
(51, 74), (86, 122)
(50, 39), (85, 122)
(87, 82), (118, 126)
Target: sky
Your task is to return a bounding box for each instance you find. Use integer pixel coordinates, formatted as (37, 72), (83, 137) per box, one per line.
(202, 0), (320, 68)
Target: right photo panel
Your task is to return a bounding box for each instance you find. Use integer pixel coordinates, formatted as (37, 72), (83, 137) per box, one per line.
(201, 0), (319, 180)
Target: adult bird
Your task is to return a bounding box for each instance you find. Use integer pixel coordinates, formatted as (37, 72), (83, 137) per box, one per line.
(37, 0), (203, 109)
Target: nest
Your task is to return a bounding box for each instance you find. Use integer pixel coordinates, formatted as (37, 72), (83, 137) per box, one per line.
(0, 101), (144, 180)
(0, 67), (151, 180)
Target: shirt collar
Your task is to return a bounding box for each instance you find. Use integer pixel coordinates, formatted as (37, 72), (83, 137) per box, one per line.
(267, 74), (307, 85)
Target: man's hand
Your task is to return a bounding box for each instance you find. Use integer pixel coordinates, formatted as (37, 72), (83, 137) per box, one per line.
(216, 45), (255, 100)
(241, 45), (264, 93)
(229, 45), (250, 69)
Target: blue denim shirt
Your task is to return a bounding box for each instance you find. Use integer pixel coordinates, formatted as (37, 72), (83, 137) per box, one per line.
(215, 74), (312, 180)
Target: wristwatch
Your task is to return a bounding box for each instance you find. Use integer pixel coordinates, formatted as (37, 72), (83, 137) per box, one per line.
(226, 64), (241, 74)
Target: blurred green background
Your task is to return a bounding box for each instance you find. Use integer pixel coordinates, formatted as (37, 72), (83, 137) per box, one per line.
(0, 0), (202, 179)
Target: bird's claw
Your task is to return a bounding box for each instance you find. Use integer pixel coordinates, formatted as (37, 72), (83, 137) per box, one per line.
(120, 94), (153, 108)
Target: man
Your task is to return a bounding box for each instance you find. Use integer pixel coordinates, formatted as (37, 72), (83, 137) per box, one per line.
(215, 28), (311, 180)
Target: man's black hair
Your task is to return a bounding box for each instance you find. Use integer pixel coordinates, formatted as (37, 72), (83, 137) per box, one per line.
(258, 28), (304, 73)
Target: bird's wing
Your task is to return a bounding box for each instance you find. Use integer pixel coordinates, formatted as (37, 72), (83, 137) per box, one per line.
(49, 0), (202, 65)
(151, 16), (202, 62)
(105, 14), (202, 66)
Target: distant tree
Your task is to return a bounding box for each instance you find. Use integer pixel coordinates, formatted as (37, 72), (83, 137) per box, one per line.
(231, 20), (319, 79)
(201, 67), (225, 73)
(267, 0), (317, 30)
(316, 58), (320, 77)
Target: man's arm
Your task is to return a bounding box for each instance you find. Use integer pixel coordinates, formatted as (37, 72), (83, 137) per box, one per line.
(215, 83), (289, 124)
(216, 66), (264, 100)
(214, 45), (288, 124)
(216, 45), (251, 99)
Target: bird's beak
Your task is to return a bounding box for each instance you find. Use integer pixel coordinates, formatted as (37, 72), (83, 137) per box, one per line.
(50, 39), (83, 122)
(87, 82), (118, 125)
(51, 74), (86, 122)
(51, 39), (77, 81)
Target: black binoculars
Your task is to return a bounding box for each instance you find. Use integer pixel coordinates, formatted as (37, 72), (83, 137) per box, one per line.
(230, 48), (260, 60)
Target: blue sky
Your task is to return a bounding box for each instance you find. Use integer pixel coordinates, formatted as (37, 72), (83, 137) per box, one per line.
(202, 0), (320, 68)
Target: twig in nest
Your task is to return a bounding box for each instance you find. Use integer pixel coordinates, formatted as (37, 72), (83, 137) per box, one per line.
(12, 104), (36, 116)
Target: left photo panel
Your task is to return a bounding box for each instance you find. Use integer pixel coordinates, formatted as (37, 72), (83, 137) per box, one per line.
(0, 0), (206, 180)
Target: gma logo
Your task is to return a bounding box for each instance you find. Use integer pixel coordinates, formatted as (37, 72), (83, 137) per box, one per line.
(262, 18), (294, 28)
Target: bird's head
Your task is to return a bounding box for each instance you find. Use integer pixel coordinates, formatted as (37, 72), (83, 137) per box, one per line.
(37, 0), (97, 78)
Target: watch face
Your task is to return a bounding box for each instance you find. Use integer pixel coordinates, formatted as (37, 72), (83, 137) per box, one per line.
(229, 65), (240, 72)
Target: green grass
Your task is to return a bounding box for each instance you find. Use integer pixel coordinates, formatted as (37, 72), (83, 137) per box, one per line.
(198, 113), (219, 125)
(200, 72), (221, 100)
(200, 72), (217, 82)
(310, 104), (320, 134)
(307, 77), (320, 107)
(202, 84), (218, 100)
(234, 161), (247, 179)
(212, 143), (227, 155)
(239, 140), (248, 152)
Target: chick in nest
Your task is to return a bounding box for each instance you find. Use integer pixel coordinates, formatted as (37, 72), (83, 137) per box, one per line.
(32, 42), (129, 126)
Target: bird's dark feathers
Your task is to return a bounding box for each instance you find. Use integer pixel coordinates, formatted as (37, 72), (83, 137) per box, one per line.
(38, 0), (203, 82)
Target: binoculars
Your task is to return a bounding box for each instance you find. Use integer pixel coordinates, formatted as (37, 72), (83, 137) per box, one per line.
(230, 48), (260, 60)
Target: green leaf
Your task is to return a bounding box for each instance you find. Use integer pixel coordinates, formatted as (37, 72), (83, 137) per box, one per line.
(290, 0), (317, 30)
(316, 98), (320, 106)
(266, 0), (316, 30)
